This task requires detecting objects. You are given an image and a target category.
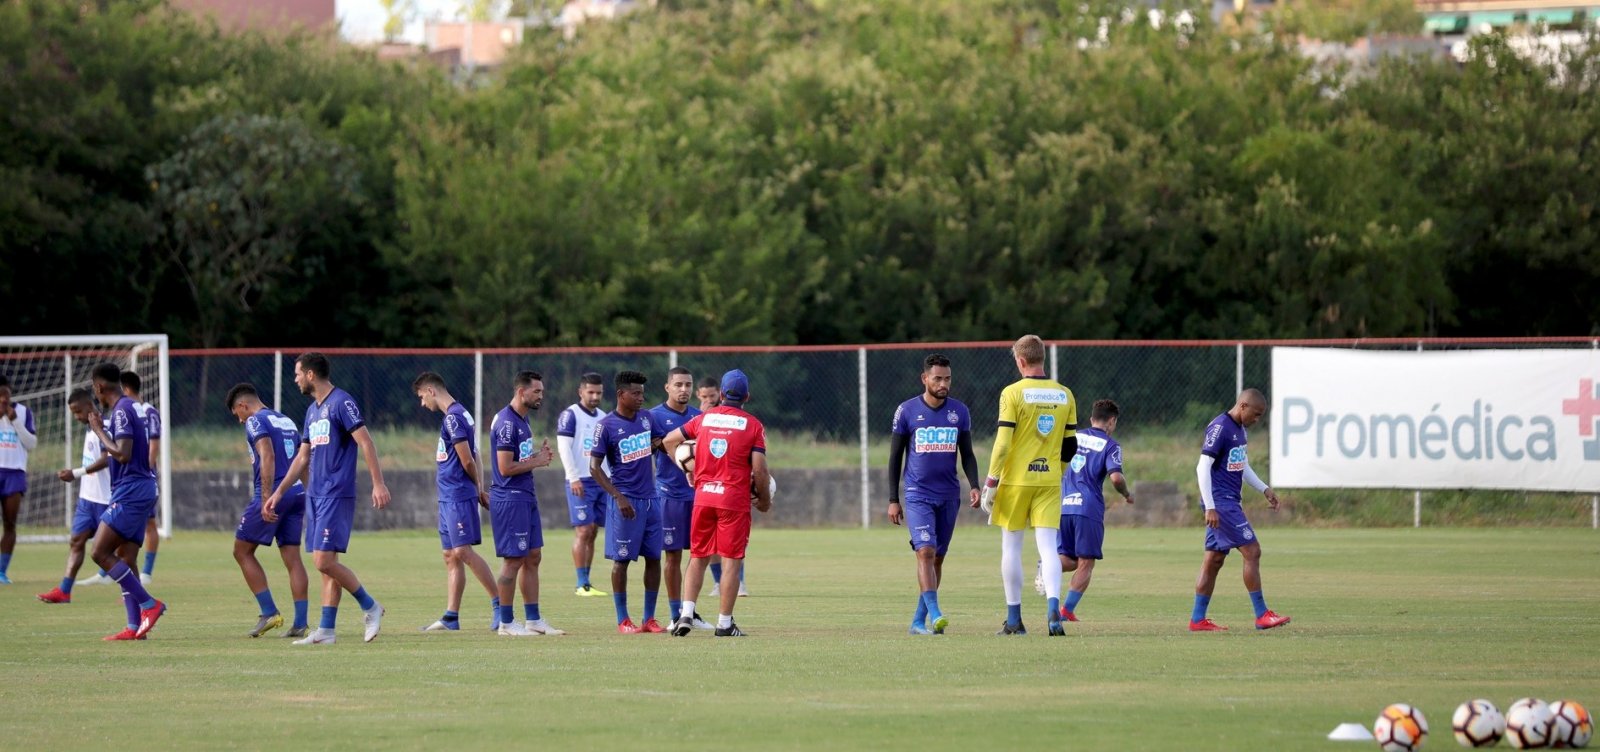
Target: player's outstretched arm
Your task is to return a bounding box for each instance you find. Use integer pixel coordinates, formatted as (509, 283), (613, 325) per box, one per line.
(352, 425), (389, 509)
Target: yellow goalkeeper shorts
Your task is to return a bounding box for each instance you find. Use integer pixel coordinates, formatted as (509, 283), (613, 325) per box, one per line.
(990, 485), (1061, 532)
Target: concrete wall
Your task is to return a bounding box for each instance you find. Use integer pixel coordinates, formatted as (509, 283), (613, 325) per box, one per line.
(168, 471), (1214, 531)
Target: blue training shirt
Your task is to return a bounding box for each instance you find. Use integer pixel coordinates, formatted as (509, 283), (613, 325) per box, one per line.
(891, 395), (971, 500)
(1200, 412), (1249, 506)
(109, 396), (157, 503)
(303, 387), (366, 499)
(649, 402), (700, 499)
(592, 409), (664, 500)
(435, 402), (479, 502)
(1062, 425), (1122, 522)
(246, 407), (301, 500)
(490, 404), (537, 497)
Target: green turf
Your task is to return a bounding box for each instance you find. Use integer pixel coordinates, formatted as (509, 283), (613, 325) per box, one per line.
(1, 528), (1596, 750)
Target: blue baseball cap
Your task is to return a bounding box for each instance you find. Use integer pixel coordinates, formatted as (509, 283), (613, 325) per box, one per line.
(720, 369), (749, 404)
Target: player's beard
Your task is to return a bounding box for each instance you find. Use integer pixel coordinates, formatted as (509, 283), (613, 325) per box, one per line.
(299, 380), (314, 396)
(930, 388), (949, 400)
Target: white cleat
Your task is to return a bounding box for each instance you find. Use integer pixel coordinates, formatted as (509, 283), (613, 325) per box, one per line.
(420, 619), (456, 632)
(140, 573), (153, 586)
(76, 573), (114, 586)
(293, 628), (337, 645)
(737, 582), (749, 597)
(497, 621), (532, 636)
(525, 619), (565, 636)
(361, 603), (384, 643)
(1033, 563), (1045, 596)
(709, 583), (720, 597)
(692, 614), (714, 631)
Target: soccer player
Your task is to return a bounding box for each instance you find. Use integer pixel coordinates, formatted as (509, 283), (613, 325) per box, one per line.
(83, 362), (167, 640)
(37, 389), (109, 603)
(697, 373), (746, 597)
(978, 335), (1077, 637)
(413, 372), (502, 632)
(887, 354), (979, 635)
(121, 371), (162, 585)
(1189, 388), (1291, 632)
(0, 372), (37, 584)
(590, 370), (667, 634)
(1057, 399), (1134, 623)
(650, 366), (710, 629)
(264, 352), (389, 646)
(557, 372), (610, 596)
(663, 369), (772, 638)
(488, 370), (564, 637)
(226, 383), (312, 638)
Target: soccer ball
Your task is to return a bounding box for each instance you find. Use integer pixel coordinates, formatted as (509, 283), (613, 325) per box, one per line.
(1375, 703), (1429, 752)
(1550, 700), (1592, 749)
(752, 474), (777, 500)
(674, 440), (696, 476)
(1506, 698), (1555, 749)
(1453, 699), (1506, 748)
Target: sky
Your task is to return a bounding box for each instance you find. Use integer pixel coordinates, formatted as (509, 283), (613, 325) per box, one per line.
(338, 0), (463, 44)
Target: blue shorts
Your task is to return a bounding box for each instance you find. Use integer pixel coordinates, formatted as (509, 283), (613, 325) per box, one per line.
(1204, 504), (1258, 553)
(605, 495), (662, 562)
(437, 498), (483, 551)
(660, 494), (693, 552)
(72, 498), (107, 537)
(904, 496), (960, 557)
(1057, 514), (1105, 560)
(0, 468), (27, 497)
(100, 496), (155, 545)
(308, 496), (356, 553)
(491, 490), (543, 559)
(236, 485), (306, 547)
(567, 478), (609, 527)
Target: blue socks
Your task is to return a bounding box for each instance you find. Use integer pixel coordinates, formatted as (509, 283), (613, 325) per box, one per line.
(644, 590), (659, 622)
(107, 562), (154, 608)
(0, 553), (11, 574)
(710, 562), (723, 583)
(293, 600), (309, 629)
(524, 603), (540, 622)
(613, 592), (629, 624)
(442, 610), (460, 624)
(1249, 590), (1268, 618)
(1006, 603), (1023, 627)
(143, 551), (157, 576)
(351, 586), (376, 611)
(255, 589), (278, 616)
(669, 599), (683, 622)
(490, 597), (501, 627)
(320, 605), (338, 630)
(1064, 589), (1083, 614)
(123, 593), (139, 629)
(912, 595), (928, 627)
(1191, 594), (1211, 623)
(921, 590), (942, 622)
(1046, 596), (1061, 624)
(60, 577), (74, 595)
(576, 567), (591, 588)
(499, 604), (515, 626)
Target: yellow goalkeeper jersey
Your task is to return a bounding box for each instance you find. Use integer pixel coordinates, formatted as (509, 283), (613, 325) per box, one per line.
(986, 376), (1077, 487)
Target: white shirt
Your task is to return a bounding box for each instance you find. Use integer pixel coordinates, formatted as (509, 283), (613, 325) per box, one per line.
(0, 403), (37, 471)
(556, 403), (608, 482)
(79, 424), (112, 504)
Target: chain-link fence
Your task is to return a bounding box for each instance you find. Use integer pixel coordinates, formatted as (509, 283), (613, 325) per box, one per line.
(160, 339), (1600, 531)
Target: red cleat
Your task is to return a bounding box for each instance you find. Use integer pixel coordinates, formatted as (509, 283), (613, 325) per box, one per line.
(1189, 618), (1229, 632)
(134, 599), (166, 639)
(1254, 610), (1291, 630)
(37, 587), (71, 604)
(639, 618), (666, 633)
(617, 618), (642, 634)
(103, 627), (143, 641)
(1059, 608), (1079, 623)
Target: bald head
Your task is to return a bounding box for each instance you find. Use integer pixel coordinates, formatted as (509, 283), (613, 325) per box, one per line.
(1232, 388), (1267, 427)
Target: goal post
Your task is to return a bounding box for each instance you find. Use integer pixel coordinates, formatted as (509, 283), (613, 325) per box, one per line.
(0, 335), (171, 543)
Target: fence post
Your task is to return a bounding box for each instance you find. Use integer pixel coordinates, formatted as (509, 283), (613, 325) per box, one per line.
(1235, 342), (1243, 397)
(473, 351), (484, 464)
(859, 347), (869, 530)
(273, 350), (283, 411)
(158, 337), (172, 539)
(63, 354), (73, 528)
(1414, 340), (1423, 527)
(1050, 344), (1058, 383)
(669, 349), (678, 369)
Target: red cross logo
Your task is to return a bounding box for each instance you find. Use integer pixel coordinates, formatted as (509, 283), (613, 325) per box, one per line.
(1561, 379), (1600, 437)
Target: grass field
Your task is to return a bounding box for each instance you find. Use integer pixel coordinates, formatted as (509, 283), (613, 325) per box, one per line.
(2, 528), (1597, 750)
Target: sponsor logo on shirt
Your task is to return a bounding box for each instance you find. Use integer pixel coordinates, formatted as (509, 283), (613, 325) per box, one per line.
(1062, 492), (1084, 507)
(436, 438), (450, 463)
(518, 438), (534, 461)
(620, 431), (652, 463)
(701, 481), (726, 495)
(913, 426), (958, 453)
(1036, 414), (1055, 436)
(703, 414), (749, 430)
(1226, 445), (1248, 472)
(1028, 457), (1050, 473)
(1023, 388), (1068, 405)
(1204, 423), (1223, 448)
(309, 419), (332, 447)
(1078, 433), (1108, 452)
(947, 410), (960, 424)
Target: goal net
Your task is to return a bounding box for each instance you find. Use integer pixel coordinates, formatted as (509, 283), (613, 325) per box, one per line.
(0, 335), (171, 543)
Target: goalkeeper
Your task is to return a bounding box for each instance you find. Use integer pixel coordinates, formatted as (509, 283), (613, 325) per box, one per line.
(977, 335), (1078, 637)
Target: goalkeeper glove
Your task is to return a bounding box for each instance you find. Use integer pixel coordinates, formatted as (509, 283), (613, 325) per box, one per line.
(979, 477), (998, 514)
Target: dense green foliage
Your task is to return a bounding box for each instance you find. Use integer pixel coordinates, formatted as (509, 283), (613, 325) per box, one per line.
(2, 0), (1596, 346)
